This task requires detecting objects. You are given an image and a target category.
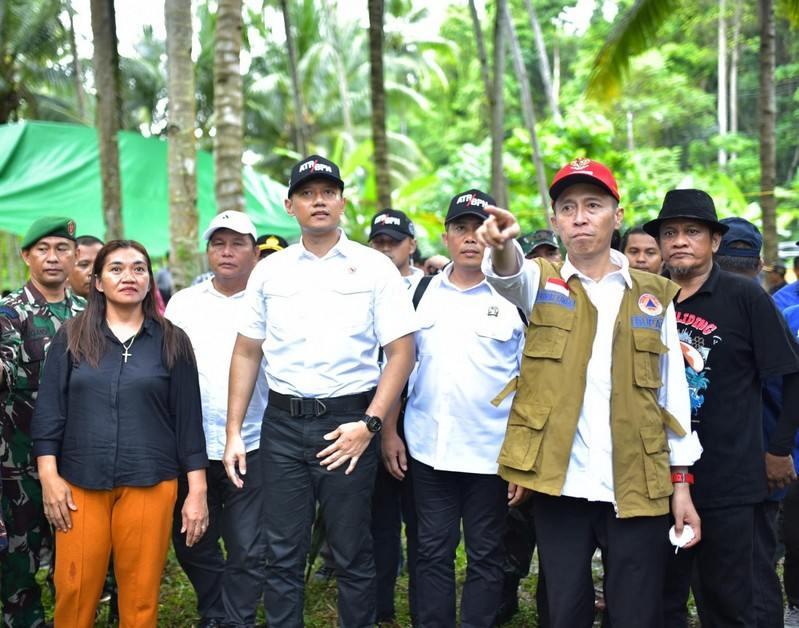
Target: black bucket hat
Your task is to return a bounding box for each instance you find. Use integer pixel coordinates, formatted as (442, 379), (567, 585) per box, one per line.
(643, 189), (729, 239)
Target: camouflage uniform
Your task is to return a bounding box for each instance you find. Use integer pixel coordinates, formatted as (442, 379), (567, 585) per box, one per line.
(0, 281), (84, 627)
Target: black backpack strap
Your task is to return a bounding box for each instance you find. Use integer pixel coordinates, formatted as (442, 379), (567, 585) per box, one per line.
(412, 275), (433, 310)
(516, 306), (528, 326)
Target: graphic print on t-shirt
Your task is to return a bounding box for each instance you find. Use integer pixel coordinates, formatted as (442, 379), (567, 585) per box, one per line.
(675, 310), (721, 423)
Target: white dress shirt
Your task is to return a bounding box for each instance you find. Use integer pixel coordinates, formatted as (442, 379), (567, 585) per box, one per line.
(404, 266), (525, 474)
(403, 266), (425, 292)
(165, 279), (268, 460)
(483, 243), (702, 503)
(238, 230), (418, 397)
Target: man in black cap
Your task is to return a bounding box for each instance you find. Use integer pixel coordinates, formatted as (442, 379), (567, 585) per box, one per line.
(401, 188), (527, 627)
(225, 154), (416, 628)
(369, 208), (423, 292)
(644, 190), (799, 628)
(518, 229), (562, 263)
(367, 207), (422, 623)
(256, 234), (288, 260)
(0, 216), (84, 627)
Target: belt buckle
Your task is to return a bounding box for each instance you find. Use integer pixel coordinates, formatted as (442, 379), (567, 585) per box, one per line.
(289, 397), (304, 417)
(313, 399), (328, 417)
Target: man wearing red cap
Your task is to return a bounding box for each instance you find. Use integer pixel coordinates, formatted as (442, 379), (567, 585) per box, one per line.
(476, 159), (702, 627)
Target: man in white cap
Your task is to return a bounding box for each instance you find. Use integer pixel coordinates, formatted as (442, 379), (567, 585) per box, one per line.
(165, 210), (268, 628)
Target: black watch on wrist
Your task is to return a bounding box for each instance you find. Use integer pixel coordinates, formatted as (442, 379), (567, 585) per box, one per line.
(362, 414), (383, 433)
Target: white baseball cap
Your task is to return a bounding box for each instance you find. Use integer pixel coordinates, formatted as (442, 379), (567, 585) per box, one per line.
(202, 210), (258, 241)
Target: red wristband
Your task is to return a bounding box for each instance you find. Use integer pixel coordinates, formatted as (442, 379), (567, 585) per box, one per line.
(671, 472), (694, 485)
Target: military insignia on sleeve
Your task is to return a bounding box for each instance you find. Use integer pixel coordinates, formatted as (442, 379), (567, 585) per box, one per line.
(638, 293), (663, 316)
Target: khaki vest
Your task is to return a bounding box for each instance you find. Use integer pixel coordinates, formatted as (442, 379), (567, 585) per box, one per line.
(496, 260), (684, 518)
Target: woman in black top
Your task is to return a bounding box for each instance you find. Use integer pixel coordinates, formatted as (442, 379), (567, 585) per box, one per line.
(32, 240), (209, 627)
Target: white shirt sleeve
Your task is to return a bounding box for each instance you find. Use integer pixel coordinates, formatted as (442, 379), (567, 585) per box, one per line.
(481, 241), (541, 314)
(373, 259), (418, 347)
(237, 264), (268, 341)
(659, 302), (703, 465)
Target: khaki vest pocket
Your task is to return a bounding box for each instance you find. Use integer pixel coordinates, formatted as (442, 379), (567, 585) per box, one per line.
(497, 402), (550, 471)
(632, 330), (667, 389)
(640, 425), (672, 499)
(523, 327), (568, 360)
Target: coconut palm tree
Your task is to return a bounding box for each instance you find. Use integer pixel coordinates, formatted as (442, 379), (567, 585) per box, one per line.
(165, 0), (199, 289)
(280, 0), (308, 155)
(368, 0), (391, 210)
(214, 0), (245, 214)
(90, 0), (123, 240)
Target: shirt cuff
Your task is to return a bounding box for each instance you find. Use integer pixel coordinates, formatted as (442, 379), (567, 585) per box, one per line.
(667, 430), (702, 467)
(32, 439), (61, 458)
(180, 452), (210, 473)
(481, 242), (526, 284)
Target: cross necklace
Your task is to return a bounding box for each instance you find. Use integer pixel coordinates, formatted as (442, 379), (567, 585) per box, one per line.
(121, 335), (136, 363)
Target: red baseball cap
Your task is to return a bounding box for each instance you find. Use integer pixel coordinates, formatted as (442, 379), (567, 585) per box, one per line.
(549, 158), (620, 204)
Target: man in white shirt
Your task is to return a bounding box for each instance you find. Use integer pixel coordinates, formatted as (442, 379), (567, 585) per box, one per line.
(367, 207), (422, 623)
(225, 155), (416, 628)
(400, 189), (527, 628)
(165, 210), (268, 628)
(476, 159), (702, 627)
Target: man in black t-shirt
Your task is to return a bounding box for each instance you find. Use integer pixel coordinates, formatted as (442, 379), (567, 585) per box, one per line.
(645, 190), (799, 628)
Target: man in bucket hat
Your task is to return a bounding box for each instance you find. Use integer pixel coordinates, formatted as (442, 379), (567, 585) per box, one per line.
(645, 189), (799, 627)
(475, 159), (702, 627)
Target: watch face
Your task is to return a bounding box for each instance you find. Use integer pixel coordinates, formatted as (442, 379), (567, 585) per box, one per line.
(364, 415), (382, 433)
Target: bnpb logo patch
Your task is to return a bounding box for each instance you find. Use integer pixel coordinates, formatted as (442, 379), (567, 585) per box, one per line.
(638, 293), (663, 316)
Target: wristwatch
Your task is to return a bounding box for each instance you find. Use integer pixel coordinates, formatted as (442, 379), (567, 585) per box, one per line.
(671, 472), (694, 485)
(362, 414), (383, 434)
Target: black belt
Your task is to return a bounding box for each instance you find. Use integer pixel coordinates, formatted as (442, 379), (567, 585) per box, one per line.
(268, 389), (375, 417)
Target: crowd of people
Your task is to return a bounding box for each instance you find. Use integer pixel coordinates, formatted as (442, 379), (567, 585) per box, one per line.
(0, 153), (798, 628)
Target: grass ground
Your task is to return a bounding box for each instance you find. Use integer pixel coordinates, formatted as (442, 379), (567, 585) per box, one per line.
(37, 544), (703, 627)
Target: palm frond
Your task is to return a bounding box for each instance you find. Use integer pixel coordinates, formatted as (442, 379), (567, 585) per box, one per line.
(586, 0), (682, 102)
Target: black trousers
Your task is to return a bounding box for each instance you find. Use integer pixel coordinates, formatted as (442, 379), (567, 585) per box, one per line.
(754, 501), (783, 627)
(532, 492), (669, 628)
(664, 503), (756, 628)
(371, 448), (418, 624)
(172, 452), (266, 627)
(410, 457), (507, 628)
(784, 482), (799, 608)
(261, 407), (378, 628)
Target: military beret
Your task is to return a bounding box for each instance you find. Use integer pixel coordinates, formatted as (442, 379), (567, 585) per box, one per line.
(20, 217), (77, 250)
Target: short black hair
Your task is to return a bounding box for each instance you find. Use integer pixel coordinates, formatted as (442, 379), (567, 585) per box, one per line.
(715, 254), (760, 276)
(76, 235), (104, 247)
(619, 225), (650, 253)
(610, 228), (622, 252)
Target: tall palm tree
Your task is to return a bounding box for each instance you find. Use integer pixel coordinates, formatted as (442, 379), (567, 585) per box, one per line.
(214, 0), (245, 214)
(717, 0), (728, 167)
(522, 0), (561, 123)
(468, 0), (492, 126)
(759, 0), (777, 265)
(503, 2), (549, 217)
(65, 0), (86, 121)
(165, 0), (199, 289)
(368, 0), (391, 210)
(90, 0), (123, 240)
(280, 0), (308, 155)
(491, 0), (508, 209)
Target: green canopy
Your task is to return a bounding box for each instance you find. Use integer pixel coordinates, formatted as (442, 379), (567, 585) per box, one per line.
(0, 121), (299, 254)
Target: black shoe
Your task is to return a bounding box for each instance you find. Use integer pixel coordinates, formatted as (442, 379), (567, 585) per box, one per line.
(198, 619), (224, 628)
(495, 575), (520, 625)
(313, 564), (336, 582)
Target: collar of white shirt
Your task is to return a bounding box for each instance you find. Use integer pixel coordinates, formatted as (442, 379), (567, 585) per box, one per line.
(560, 248), (633, 288)
(439, 263), (494, 295)
(296, 228), (355, 261)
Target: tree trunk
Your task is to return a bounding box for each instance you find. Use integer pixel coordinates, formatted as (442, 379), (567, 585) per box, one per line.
(552, 36), (560, 109)
(165, 0), (199, 289)
(368, 0), (391, 210)
(522, 0), (561, 122)
(490, 0), (508, 209)
(322, 1), (354, 144)
(468, 0), (492, 125)
(503, 1), (549, 217)
(213, 0), (245, 214)
(281, 0), (308, 156)
(66, 0), (86, 121)
(717, 0), (728, 167)
(90, 0), (123, 241)
(758, 0), (777, 265)
(729, 0), (741, 159)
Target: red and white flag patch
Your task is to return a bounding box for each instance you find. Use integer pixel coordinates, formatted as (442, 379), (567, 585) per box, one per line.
(544, 277), (570, 297)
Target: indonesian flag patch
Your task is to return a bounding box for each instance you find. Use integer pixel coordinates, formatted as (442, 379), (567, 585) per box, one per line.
(544, 277), (570, 297)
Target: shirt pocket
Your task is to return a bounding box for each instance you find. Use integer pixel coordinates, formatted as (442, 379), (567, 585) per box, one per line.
(523, 305), (574, 361)
(497, 400), (550, 471)
(331, 279), (373, 332)
(633, 329), (668, 389)
(415, 316), (436, 356)
(263, 281), (300, 331)
(640, 425), (672, 498)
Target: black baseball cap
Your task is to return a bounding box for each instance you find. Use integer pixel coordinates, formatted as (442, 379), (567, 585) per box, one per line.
(643, 189), (729, 239)
(445, 189), (495, 224)
(287, 154), (344, 198)
(369, 209), (415, 241)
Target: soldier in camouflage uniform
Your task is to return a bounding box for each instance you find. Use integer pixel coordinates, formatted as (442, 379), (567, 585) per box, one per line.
(0, 217), (84, 627)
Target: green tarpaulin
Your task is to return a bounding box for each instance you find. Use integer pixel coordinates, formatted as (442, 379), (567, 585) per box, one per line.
(0, 121), (299, 254)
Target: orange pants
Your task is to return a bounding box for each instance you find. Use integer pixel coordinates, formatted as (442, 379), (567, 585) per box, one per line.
(54, 479), (177, 628)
